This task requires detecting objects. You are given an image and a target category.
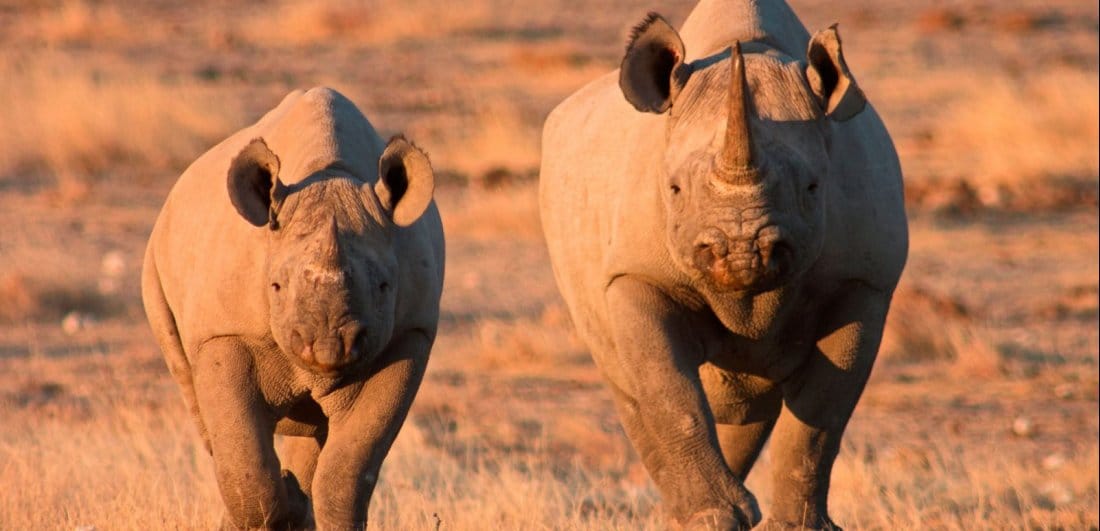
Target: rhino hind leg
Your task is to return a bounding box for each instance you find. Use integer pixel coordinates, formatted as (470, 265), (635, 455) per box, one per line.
(701, 364), (782, 479)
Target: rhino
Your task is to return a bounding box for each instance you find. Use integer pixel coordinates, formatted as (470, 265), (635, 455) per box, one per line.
(142, 87), (444, 529)
(539, 1), (907, 529)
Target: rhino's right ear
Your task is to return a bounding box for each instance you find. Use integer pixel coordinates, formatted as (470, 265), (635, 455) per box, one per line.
(375, 136), (434, 228)
(619, 12), (689, 114)
(806, 25), (866, 121)
(227, 138), (283, 227)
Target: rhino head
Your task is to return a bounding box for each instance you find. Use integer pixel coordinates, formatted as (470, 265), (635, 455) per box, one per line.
(619, 14), (865, 293)
(226, 136), (433, 374)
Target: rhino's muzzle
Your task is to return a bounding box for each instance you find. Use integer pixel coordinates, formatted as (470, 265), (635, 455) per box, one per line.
(692, 229), (792, 292)
(290, 325), (366, 373)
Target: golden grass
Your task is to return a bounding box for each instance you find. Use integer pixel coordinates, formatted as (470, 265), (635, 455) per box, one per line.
(427, 98), (544, 184)
(439, 181), (544, 241)
(0, 52), (244, 187)
(12, 0), (135, 46)
(241, 0), (491, 47)
(3, 347), (1095, 530)
(938, 68), (1099, 184)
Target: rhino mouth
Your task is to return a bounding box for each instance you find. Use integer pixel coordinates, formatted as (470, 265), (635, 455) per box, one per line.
(288, 326), (368, 374)
(693, 236), (793, 293)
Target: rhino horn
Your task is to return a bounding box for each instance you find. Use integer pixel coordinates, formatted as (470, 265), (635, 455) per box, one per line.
(318, 216), (343, 267)
(718, 41), (761, 186)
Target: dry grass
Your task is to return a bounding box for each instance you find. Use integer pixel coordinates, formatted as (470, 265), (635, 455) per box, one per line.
(880, 283), (1004, 377)
(905, 68), (1099, 211)
(426, 98), (544, 185)
(9, 0), (135, 46)
(0, 52), (244, 188)
(439, 182), (544, 241)
(938, 69), (1099, 184)
(241, 0), (491, 47)
(825, 442), (1099, 530)
(3, 347), (1095, 530)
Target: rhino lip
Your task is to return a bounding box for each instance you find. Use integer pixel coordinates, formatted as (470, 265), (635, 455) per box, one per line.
(695, 241), (793, 293)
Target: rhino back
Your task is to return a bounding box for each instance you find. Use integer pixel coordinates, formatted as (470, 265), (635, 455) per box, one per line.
(679, 0), (811, 59)
(148, 87), (393, 355)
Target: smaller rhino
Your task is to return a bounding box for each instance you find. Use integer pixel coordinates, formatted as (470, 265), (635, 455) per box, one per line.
(141, 87), (444, 529)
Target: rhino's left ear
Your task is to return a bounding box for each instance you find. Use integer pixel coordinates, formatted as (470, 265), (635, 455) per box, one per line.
(806, 25), (866, 122)
(619, 12), (690, 114)
(375, 136), (434, 227)
(227, 138), (283, 227)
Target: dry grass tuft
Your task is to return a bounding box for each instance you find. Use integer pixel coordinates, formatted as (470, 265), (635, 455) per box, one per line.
(0, 52), (244, 186)
(242, 0), (490, 47)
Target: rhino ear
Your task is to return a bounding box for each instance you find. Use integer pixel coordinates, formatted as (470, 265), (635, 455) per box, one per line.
(619, 12), (689, 114)
(806, 25), (866, 122)
(227, 138), (283, 227)
(375, 136), (434, 227)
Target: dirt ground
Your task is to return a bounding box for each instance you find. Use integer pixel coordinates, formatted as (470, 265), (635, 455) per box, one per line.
(0, 0), (1097, 529)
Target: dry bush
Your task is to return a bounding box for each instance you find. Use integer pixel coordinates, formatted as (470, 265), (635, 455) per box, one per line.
(241, 0), (490, 47)
(881, 284), (1003, 376)
(0, 52), (245, 186)
(912, 68), (1099, 211)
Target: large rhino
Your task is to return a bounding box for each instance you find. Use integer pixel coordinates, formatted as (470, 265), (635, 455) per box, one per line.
(539, 1), (907, 529)
(142, 87), (444, 529)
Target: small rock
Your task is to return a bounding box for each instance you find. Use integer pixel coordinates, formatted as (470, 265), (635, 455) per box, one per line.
(1011, 416), (1034, 437)
(1042, 453), (1066, 471)
(1054, 383), (1076, 400)
(1040, 480), (1074, 505)
(61, 312), (93, 335)
(101, 250), (126, 277)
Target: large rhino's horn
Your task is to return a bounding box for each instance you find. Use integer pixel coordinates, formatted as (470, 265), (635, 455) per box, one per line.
(717, 41), (761, 186)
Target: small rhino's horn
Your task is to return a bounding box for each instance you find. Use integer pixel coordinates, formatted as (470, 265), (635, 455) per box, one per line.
(318, 216), (342, 266)
(718, 41), (761, 185)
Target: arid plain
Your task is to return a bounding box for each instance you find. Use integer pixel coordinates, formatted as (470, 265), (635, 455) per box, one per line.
(0, 0), (1097, 529)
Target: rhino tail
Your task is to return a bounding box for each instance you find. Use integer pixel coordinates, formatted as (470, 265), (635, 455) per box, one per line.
(141, 244), (211, 454)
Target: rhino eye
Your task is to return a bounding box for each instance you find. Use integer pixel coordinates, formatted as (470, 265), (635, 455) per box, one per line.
(379, 282), (390, 293)
(271, 282), (282, 292)
(807, 182), (819, 193)
(670, 184), (681, 194)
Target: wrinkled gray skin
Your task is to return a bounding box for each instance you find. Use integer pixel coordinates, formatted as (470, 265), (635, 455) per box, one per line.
(142, 87), (444, 530)
(539, 1), (907, 529)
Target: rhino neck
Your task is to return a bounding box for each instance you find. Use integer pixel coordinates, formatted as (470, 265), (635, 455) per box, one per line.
(697, 280), (805, 339)
(679, 0), (811, 60)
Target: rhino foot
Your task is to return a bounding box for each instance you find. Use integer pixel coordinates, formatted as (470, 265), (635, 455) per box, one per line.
(758, 516), (842, 531)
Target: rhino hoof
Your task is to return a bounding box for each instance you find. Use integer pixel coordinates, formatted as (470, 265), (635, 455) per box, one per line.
(683, 505), (759, 531)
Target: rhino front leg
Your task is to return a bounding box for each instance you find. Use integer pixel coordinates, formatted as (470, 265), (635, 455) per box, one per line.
(604, 277), (761, 530)
(311, 331), (431, 530)
(765, 286), (892, 530)
(192, 337), (307, 530)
